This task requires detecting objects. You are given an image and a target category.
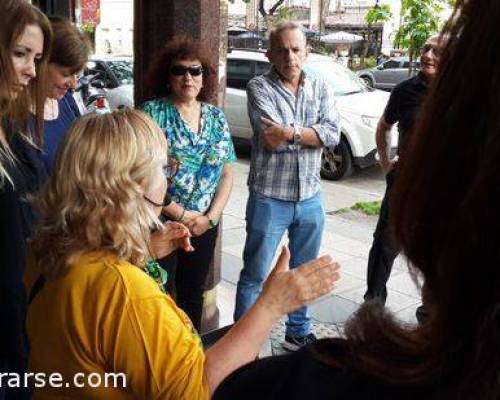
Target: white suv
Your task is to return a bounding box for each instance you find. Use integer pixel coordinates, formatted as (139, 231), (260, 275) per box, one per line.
(224, 49), (398, 180)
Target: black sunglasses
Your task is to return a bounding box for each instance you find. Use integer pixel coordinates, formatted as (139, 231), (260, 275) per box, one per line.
(170, 65), (204, 77)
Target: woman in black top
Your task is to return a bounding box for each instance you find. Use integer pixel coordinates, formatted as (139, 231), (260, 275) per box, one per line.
(215, 0), (500, 398)
(0, 2), (51, 399)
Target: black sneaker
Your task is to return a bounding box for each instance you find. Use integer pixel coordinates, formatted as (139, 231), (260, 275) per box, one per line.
(282, 333), (317, 351)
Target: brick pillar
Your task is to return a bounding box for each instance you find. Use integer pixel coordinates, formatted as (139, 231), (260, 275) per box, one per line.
(134, 0), (228, 333)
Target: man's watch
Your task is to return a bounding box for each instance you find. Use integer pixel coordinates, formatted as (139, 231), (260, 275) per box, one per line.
(292, 123), (302, 144)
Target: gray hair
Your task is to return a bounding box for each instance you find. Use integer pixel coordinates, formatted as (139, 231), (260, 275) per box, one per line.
(269, 21), (306, 49)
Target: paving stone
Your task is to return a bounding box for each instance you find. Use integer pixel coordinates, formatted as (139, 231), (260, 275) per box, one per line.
(334, 256), (369, 280)
(221, 215), (246, 231)
(221, 251), (243, 285)
(309, 294), (360, 324)
(331, 271), (366, 295)
(387, 270), (423, 299)
(217, 281), (236, 327)
(339, 286), (419, 315)
(330, 237), (372, 258)
(221, 226), (247, 247)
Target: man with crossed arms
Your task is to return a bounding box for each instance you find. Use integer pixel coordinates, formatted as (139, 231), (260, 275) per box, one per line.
(234, 22), (340, 351)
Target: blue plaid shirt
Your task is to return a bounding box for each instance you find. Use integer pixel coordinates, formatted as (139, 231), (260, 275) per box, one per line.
(247, 68), (340, 201)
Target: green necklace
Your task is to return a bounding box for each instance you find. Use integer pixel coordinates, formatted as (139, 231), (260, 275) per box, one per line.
(144, 259), (168, 292)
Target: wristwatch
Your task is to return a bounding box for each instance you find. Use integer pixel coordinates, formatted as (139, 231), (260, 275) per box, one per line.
(207, 216), (218, 229)
(292, 123), (302, 144)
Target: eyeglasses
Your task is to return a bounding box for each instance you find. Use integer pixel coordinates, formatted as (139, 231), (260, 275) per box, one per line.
(170, 65), (204, 77)
(144, 191), (172, 208)
(420, 43), (442, 57)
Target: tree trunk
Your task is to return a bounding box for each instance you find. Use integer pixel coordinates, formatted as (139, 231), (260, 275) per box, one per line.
(320, 0), (331, 33)
(258, 0), (286, 34)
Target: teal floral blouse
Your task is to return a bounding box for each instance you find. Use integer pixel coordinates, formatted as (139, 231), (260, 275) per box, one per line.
(143, 99), (236, 213)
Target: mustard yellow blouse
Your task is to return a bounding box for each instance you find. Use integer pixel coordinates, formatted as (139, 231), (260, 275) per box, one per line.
(25, 252), (209, 399)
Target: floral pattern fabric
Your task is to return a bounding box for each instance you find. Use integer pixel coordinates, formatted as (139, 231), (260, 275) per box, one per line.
(143, 99), (236, 213)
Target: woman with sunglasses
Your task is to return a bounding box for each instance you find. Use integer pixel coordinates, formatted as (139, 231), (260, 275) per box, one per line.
(0, 1), (52, 398)
(143, 36), (236, 331)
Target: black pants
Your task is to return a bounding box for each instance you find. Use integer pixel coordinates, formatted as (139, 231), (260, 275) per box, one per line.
(159, 225), (219, 332)
(364, 170), (400, 304)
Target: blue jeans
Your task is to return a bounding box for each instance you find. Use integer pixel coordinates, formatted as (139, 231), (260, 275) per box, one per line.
(234, 191), (325, 337)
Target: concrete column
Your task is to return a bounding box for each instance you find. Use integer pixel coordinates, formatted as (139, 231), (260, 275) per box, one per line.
(134, 0), (228, 333)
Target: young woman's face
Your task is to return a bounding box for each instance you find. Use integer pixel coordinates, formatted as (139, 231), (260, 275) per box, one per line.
(11, 24), (44, 99)
(48, 63), (78, 100)
(168, 58), (204, 102)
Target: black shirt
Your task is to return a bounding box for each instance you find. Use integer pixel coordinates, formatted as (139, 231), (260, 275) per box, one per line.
(214, 340), (433, 400)
(0, 129), (47, 360)
(384, 73), (429, 157)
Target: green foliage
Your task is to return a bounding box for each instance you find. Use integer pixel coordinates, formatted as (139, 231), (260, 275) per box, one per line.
(81, 23), (95, 33)
(275, 5), (294, 23)
(308, 39), (331, 55)
(365, 4), (392, 26)
(351, 201), (382, 216)
(351, 56), (377, 71)
(395, 0), (443, 58)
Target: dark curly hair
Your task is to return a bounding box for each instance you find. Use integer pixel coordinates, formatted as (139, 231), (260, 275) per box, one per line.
(145, 36), (217, 103)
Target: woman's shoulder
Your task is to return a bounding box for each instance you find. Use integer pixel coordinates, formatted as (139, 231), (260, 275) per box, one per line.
(142, 98), (173, 112)
(71, 252), (162, 300)
(203, 102), (224, 115)
(215, 339), (433, 400)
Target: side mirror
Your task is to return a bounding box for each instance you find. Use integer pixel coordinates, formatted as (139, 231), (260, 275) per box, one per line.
(91, 79), (106, 89)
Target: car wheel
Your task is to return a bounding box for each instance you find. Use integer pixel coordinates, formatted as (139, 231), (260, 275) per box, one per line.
(360, 75), (374, 89)
(320, 137), (354, 181)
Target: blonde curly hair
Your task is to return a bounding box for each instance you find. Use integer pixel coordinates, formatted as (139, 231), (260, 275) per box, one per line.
(31, 109), (168, 279)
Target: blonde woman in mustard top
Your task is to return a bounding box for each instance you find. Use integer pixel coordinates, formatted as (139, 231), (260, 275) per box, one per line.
(25, 109), (340, 399)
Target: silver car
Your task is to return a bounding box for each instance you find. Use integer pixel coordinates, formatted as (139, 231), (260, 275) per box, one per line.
(357, 58), (419, 90)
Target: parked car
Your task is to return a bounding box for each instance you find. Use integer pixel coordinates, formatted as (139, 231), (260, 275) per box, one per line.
(224, 49), (398, 180)
(84, 56), (134, 110)
(357, 57), (419, 90)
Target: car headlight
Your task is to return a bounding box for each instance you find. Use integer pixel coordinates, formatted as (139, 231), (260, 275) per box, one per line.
(361, 115), (379, 129)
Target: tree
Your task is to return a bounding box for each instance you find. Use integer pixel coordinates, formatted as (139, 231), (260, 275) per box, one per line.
(228, 0), (289, 32)
(395, 0), (443, 70)
(365, 3), (392, 27)
(363, 4), (392, 63)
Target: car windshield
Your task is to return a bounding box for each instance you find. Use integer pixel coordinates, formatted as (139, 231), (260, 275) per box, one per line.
(304, 60), (367, 96)
(107, 60), (134, 85)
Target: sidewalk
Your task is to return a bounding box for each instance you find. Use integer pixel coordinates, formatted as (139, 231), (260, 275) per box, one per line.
(217, 159), (422, 354)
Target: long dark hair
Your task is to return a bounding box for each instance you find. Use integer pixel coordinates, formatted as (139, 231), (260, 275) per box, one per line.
(0, 0), (52, 139)
(313, 1), (500, 398)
